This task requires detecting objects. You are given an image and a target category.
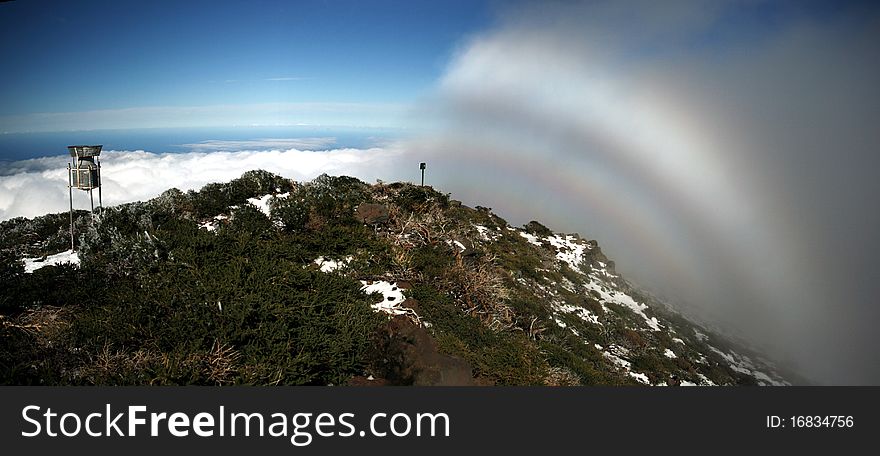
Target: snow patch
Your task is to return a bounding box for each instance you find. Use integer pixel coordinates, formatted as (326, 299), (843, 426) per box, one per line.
(664, 348), (677, 359)
(518, 231), (543, 247)
(602, 346), (632, 370)
(697, 373), (716, 386)
(360, 280), (409, 316)
(23, 250), (80, 273)
(446, 239), (466, 252)
(246, 192), (289, 217)
(246, 194), (274, 217)
(584, 279), (661, 331)
(545, 234), (588, 271)
(707, 345), (788, 386)
(474, 225), (500, 241)
(314, 256), (353, 273)
(552, 317), (579, 336)
(199, 214), (228, 233)
(553, 303), (600, 325)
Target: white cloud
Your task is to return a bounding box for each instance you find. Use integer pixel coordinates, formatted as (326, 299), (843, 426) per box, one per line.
(265, 77), (310, 81)
(0, 146), (413, 222)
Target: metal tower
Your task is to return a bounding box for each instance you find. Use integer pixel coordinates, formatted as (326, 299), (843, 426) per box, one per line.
(67, 145), (103, 250)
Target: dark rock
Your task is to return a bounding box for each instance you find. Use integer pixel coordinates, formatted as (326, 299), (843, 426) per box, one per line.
(355, 203), (390, 224)
(460, 247), (480, 261)
(524, 220), (553, 236)
(403, 298), (420, 313)
(371, 316), (476, 386)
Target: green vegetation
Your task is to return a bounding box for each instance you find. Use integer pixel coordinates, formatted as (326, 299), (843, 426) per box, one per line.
(0, 170), (788, 386)
(410, 285), (548, 385)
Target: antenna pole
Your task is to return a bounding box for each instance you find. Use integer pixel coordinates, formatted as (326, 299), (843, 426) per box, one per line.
(68, 163), (74, 251)
(97, 157), (102, 213)
(419, 162), (426, 187)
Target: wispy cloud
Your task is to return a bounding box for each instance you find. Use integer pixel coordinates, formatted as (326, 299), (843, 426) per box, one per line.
(0, 102), (410, 133)
(264, 76), (311, 81)
(179, 137), (337, 152)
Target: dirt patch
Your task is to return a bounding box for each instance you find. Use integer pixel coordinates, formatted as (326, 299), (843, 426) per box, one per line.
(355, 203), (390, 225)
(367, 316), (477, 386)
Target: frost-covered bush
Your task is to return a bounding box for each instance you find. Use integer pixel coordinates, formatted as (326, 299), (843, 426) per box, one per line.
(222, 203), (274, 237)
(272, 196), (310, 232)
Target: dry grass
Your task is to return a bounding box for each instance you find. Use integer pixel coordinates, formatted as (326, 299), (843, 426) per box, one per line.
(445, 251), (515, 330)
(0, 305), (70, 344)
(543, 366), (582, 386)
(76, 340), (242, 385)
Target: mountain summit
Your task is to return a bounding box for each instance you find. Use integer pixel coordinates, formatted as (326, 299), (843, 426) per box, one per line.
(0, 171), (789, 386)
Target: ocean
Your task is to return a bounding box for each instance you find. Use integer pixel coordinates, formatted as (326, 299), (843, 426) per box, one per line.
(0, 126), (405, 162)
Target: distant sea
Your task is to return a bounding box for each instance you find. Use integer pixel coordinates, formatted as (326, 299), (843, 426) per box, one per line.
(0, 126), (405, 162)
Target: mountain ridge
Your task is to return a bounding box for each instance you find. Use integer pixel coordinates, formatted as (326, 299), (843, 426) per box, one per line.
(0, 170), (790, 386)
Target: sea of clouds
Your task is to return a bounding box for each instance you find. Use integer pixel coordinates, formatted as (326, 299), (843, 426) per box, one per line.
(0, 146), (412, 222)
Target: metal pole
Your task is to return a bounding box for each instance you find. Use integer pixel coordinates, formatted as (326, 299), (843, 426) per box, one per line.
(97, 157), (102, 213)
(421, 168), (424, 186)
(68, 163), (74, 251)
(90, 188), (95, 216)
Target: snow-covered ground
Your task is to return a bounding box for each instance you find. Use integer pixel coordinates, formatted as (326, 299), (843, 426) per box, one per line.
(505, 223), (789, 386)
(198, 214), (228, 232)
(474, 224), (501, 241)
(707, 345), (789, 386)
(583, 278), (662, 331)
(246, 192), (289, 217)
(446, 239), (467, 252)
(23, 250), (80, 273)
(518, 231), (542, 247)
(553, 302), (600, 325)
(360, 280), (409, 316)
(545, 234), (589, 270)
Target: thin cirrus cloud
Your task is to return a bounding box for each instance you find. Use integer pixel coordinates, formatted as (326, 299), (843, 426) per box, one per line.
(264, 76), (311, 81)
(0, 102), (409, 133)
(179, 137), (338, 152)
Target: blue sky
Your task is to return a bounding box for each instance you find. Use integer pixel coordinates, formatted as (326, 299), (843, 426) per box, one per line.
(0, 0), (864, 132)
(0, 0), (494, 131)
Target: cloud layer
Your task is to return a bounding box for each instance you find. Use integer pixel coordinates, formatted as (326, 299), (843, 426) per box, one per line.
(0, 146), (410, 222)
